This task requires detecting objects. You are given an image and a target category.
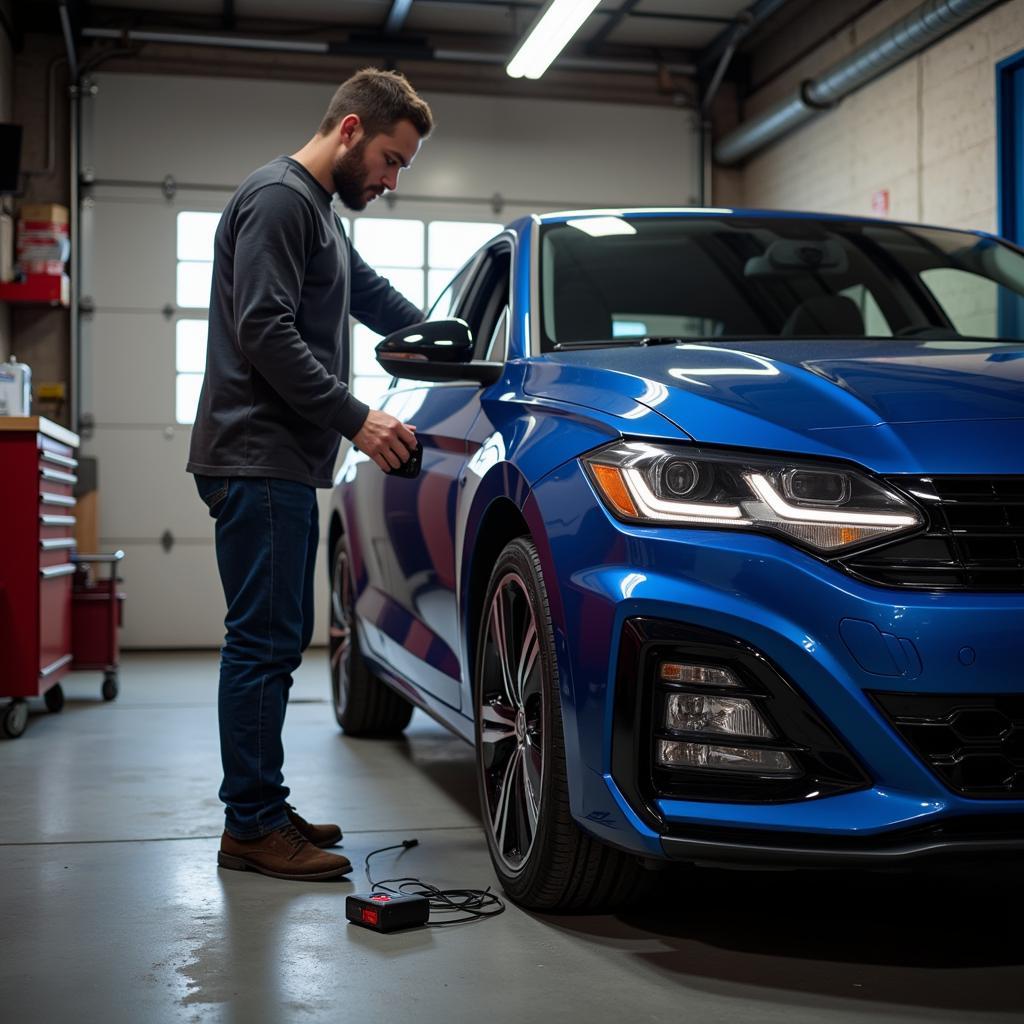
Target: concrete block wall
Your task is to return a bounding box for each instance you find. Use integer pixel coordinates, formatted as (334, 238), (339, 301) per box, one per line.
(723, 0), (1024, 234)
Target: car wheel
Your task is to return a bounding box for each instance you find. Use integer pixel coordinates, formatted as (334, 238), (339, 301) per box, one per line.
(475, 536), (643, 912)
(329, 538), (413, 736)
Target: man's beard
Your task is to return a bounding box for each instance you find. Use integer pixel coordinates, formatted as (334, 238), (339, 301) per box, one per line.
(331, 140), (380, 211)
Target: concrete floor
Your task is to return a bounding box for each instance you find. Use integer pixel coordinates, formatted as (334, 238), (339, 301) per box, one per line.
(1, 652), (1022, 1023)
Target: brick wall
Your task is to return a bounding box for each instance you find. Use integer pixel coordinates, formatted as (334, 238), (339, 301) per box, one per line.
(722, 0), (1024, 234)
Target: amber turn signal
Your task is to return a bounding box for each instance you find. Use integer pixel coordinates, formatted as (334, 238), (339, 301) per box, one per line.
(591, 464), (637, 518)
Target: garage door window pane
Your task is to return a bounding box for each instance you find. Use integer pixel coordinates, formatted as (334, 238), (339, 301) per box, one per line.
(353, 219), (424, 268)
(428, 269), (460, 311)
(176, 320), (208, 373)
(176, 373), (204, 424)
(352, 323), (385, 378)
(177, 261), (213, 308)
(352, 375), (392, 409)
(176, 212), (220, 261)
(377, 267), (425, 311)
(428, 221), (502, 269)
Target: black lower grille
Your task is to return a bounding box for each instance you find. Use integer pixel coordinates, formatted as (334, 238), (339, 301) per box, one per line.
(842, 476), (1024, 591)
(873, 692), (1024, 797)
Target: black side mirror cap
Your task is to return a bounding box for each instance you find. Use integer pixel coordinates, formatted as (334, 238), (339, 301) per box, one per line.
(375, 319), (503, 385)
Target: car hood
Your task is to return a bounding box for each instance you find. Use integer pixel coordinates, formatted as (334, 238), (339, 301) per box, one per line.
(522, 339), (1024, 474)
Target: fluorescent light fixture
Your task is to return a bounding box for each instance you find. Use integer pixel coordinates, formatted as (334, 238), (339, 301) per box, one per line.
(566, 216), (637, 237)
(506, 0), (602, 80)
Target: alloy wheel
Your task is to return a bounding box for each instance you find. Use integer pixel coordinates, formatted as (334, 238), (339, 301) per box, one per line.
(478, 572), (545, 872)
(330, 546), (353, 720)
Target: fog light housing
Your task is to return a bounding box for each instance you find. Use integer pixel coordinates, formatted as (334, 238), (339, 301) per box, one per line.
(659, 662), (742, 688)
(665, 694), (775, 738)
(657, 739), (798, 775)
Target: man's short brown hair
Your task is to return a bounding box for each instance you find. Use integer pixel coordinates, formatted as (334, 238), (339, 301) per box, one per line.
(319, 68), (433, 140)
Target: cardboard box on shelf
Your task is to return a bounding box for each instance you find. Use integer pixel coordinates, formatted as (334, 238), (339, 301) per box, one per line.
(17, 222), (69, 250)
(18, 203), (69, 225)
(18, 260), (66, 276)
(16, 217), (69, 277)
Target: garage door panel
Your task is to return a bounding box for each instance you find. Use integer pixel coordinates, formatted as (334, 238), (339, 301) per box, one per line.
(109, 538), (331, 649)
(83, 426), (340, 543)
(83, 198), (178, 310)
(87, 73), (331, 187)
(82, 427), (212, 540)
(111, 542), (225, 648)
(82, 312), (176, 424)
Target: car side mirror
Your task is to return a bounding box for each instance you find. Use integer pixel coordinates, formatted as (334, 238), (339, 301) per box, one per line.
(375, 319), (503, 385)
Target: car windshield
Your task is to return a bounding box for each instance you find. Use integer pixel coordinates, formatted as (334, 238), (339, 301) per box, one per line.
(538, 215), (1024, 351)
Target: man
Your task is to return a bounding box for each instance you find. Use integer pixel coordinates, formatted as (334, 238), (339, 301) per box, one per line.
(187, 69), (433, 880)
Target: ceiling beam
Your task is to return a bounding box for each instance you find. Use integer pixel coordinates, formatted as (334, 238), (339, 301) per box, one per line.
(385, 0), (415, 34)
(587, 0), (639, 53)
(409, 0), (737, 22)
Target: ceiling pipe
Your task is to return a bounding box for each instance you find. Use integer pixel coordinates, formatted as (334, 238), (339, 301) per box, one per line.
(59, 1), (79, 79)
(715, 0), (1007, 166)
(699, 0), (790, 77)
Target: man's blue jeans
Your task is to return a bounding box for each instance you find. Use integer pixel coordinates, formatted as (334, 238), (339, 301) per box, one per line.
(195, 475), (319, 839)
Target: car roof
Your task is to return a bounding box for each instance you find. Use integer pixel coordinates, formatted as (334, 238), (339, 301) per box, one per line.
(511, 207), (995, 240)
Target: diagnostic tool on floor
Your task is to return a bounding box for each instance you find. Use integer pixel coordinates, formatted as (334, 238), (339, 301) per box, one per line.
(346, 892), (429, 932)
(347, 839), (505, 933)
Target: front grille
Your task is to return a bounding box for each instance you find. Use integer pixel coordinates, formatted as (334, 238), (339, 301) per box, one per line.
(873, 692), (1024, 798)
(843, 476), (1024, 590)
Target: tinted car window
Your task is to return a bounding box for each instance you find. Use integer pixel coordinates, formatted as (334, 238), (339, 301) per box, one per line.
(458, 245), (512, 360)
(539, 216), (1024, 349)
(427, 259), (476, 321)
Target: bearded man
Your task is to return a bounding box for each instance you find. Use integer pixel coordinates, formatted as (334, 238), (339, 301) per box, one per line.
(187, 69), (433, 880)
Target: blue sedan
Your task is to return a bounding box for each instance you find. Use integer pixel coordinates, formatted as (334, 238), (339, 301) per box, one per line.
(328, 208), (1024, 911)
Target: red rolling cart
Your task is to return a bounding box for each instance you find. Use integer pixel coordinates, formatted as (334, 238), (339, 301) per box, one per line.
(71, 551), (126, 700)
(0, 416), (81, 737)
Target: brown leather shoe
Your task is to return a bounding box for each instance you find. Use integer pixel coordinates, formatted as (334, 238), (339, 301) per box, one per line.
(218, 824), (353, 880)
(286, 803), (343, 849)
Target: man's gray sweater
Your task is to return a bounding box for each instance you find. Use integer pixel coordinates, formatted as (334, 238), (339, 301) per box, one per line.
(186, 156), (421, 488)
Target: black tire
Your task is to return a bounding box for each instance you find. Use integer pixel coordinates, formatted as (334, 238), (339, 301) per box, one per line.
(474, 537), (643, 912)
(44, 683), (64, 713)
(329, 538), (413, 736)
(101, 672), (119, 702)
(2, 700), (28, 739)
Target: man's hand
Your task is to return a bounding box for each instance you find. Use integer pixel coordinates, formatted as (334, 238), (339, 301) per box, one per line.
(352, 409), (417, 473)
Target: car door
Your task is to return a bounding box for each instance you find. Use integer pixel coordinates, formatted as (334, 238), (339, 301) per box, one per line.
(355, 238), (513, 711)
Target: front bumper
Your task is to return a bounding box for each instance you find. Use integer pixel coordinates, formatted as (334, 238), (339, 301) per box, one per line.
(658, 814), (1024, 866)
(532, 461), (1024, 864)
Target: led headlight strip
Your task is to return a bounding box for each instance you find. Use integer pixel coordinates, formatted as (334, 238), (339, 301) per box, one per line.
(745, 473), (919, 527)
(622, 466), (747, 524)
(585, 442), (924, 554)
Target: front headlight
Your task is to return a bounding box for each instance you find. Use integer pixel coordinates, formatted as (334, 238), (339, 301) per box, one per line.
(582, 442), (923, 554)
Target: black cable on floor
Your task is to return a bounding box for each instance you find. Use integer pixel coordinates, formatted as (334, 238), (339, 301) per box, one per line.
(364, 840), (505, 926)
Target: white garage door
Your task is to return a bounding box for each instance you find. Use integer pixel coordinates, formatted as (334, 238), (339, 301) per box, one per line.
(78, 72), (695, 647)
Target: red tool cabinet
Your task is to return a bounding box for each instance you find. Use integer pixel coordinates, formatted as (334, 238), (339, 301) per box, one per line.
(0, 416), (119, 738)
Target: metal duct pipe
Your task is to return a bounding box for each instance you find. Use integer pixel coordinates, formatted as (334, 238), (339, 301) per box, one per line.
(715, 0), (1006, 165)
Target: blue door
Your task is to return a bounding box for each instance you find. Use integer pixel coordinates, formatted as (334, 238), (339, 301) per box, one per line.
(345, 240), (513, 712)
(997, 49), (1024, 336)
